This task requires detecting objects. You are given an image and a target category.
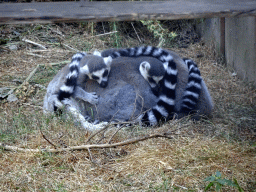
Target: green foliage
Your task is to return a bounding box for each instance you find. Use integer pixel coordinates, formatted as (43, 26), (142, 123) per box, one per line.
(140, 20), (177, 47)
(204, 171), (244, 191)
(111, 22), (122, 48)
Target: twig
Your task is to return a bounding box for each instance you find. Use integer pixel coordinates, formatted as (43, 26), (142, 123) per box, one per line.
(22, 38), (47, 50)
(87, 148), (94, 162)
(108, 125), (125, 144)
(62, 44), (79, 52)
(6, 64), (40, 96)
(86, 109), (121, 143)
(101, 22), (106, 34)
(29, 49), (50, 52)
(131, 22), (142, 43)
(174, 184), (188, 190)
(130, 92), (144, 121)
(96, 134), (106, 144)
(5, 60), (70, 98)
(86, 123), (111, 143)
(22, 103), (44, 109)
(87, 31), (118, 38)
(25, 52), (47, 58)
(39, 127), (57, 149)
(0, 132), (173, 153)
(42, 60), (70, 67)
(44, 26), (64, 37)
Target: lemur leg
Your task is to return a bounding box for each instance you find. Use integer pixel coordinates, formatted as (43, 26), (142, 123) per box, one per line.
(43, 93), (63, 114)
(73, 86), (98, 105)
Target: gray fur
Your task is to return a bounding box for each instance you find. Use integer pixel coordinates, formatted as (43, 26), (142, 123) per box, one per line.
(43, 53), (113, 131)
(43, 50), (214, 129)
(73, 54), (213, 123)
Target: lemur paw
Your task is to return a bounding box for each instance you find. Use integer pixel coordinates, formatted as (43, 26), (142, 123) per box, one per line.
(88, 92), (99, 105)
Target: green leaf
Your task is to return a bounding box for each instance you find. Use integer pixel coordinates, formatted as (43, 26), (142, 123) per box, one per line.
(216, 171), (221, 178)
(223, 179), (236, 187)
(216, 179), (226, 185)
(216, 183), (222, 191)
(204, 176), (215, 182)
(205, 182), (214, 191)
(233, 178), (244, 192)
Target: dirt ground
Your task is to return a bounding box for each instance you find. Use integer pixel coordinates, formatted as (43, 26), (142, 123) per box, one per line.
(0, 23), (255, 191)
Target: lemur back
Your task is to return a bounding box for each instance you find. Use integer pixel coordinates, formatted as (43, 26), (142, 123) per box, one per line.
(76, 53), (213, 125)
(102, 46), (203, 126)
(102, 49), (166, 96)
(82, 56), (167, 123)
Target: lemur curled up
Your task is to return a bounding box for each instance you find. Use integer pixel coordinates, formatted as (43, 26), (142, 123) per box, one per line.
(101, 46), (203, 126)
(43, 51), (112, 113)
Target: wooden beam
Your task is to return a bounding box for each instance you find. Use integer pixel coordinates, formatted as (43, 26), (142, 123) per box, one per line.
(220, 17), (225, 56)
(0, 0), (256, 25)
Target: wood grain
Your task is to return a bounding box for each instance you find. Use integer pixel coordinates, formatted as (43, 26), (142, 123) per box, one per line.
(0, 0), (256, 24)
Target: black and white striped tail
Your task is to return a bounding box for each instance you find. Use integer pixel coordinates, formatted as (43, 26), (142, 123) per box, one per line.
(141, 60), (178, 126)
(55, 52), (86, 111)
(110, 46), (178, 126)
(180, 58), (202, 113)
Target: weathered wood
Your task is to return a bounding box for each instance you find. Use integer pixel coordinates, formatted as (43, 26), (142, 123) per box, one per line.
(0, 0), (256, 24)
(220, 17), (225, 56)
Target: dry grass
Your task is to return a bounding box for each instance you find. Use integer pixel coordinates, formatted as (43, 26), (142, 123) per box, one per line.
(0, 22), (256, 191)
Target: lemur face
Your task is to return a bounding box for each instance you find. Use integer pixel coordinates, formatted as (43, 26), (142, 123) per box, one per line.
(80, 51), (112, 88)
(146, 75), (164, 88)
(89, 67), (110, 88)
(139, 61), (164, 93)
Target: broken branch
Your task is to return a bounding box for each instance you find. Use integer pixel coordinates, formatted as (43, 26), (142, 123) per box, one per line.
(0, 132), (173, 153)
(22, 38), (47, 50)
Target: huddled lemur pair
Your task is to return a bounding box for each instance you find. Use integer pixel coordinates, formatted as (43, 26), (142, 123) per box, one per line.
(43, 46), (214, 130)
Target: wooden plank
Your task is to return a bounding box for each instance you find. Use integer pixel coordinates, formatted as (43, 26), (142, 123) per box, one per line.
(220, 17), (225, 56)
(0, 0), (256, 24)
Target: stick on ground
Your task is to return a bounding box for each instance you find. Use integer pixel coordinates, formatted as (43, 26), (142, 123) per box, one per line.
(0, 132), (173, 153)
(22, 38), (47, 50)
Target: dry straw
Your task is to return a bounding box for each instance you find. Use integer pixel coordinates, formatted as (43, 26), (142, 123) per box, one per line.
(0, 23), (255, 191)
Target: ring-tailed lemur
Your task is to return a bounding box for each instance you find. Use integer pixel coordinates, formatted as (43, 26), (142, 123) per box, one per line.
(43, 51), (112, 130)
(139, 58), (202, 125)
(51, 51), (112, 112)
(44, 50), (213, 128)
(140, 58), (202, 113)
(138, 60), (165, 95)
(73, 52), (213, 126)
(179, 58), (202, 114)
(102, 46), (203, 126)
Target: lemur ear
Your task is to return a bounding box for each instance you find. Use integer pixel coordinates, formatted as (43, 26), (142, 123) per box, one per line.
(81, 52), (87, 56)
(140, 61), (151, 71)
(103, 56), (113, 67)
(93, 50), (101, 57)
(80, 64), (90, 74)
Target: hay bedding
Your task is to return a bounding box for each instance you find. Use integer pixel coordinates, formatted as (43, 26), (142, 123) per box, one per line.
(0, 24), (255, 191)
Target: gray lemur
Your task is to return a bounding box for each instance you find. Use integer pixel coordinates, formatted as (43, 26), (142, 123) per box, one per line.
(43, 51), (112, 113)
(43, 51), (112, 130)
(44, 48), (213, 129)
(74, 50), (213, 125)
(101, 47), (213, 125)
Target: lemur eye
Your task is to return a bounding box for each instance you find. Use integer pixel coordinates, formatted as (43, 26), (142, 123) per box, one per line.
(92, 75), (99, 80)
(147, 77), (156, 84)
(103, 70), (109, 77)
